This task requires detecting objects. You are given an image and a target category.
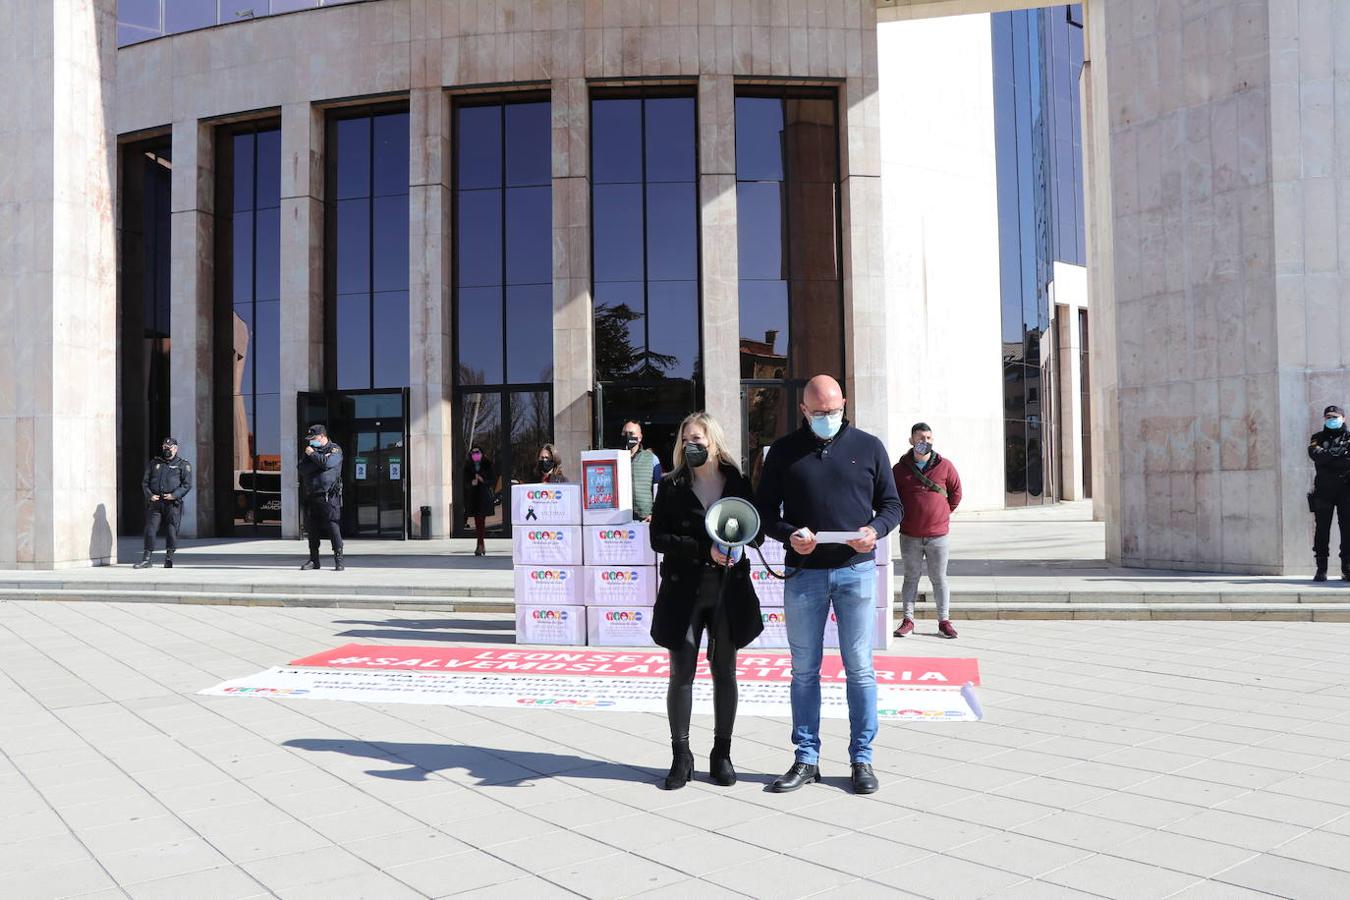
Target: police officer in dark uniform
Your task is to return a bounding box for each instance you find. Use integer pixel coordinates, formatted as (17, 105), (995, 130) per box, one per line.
(1308, 404), (1350, 582)
(134, 437), (192, 569)
(298, 424), (345, 571)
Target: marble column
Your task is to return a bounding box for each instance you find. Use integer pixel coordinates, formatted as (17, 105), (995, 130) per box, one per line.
(169, 120), (215, 537)
(279, 103), (325, 539)
(408, 85), (454, 537)
(0, 0), (118, 568)
(1083, 0), (1350, 574)
(551, 76), (594, 472)
(698, 75), (743, 464)
(840, 29), (891, 450)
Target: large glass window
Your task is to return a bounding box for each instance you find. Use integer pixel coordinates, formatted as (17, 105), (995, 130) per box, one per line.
(326, 108), (410, 391)
(118, 138), (172, 535)
(215, 123), (282, 534)
(116, 0), (360, 46)
(993, 6), (1083, 505)
(591, 88), (701, 469)
(452, 95), (554, 536)
(735, 89), (844, 481)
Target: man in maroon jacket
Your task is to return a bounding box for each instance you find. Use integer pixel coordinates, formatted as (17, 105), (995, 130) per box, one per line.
(891, 423), (962, 638)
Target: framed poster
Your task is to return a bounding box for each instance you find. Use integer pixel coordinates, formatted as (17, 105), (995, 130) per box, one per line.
(583, 459), (618, 511)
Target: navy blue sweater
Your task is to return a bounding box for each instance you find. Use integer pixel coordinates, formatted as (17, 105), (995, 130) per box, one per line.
(755, 420), (903, 569)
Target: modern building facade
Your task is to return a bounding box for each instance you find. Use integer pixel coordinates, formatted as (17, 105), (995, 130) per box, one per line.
(5, 0), (1350, 577)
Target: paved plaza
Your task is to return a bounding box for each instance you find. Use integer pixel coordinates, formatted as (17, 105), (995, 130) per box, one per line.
(3, 599), (1350, 898)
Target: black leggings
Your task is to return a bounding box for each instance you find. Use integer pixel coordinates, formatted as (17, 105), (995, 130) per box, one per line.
(667, 570), (739, 744)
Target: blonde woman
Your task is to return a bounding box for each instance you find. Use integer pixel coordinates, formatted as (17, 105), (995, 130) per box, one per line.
(648, 411), (764, 789)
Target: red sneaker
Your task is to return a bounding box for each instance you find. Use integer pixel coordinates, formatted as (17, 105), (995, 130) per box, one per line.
(938, 620), (958, 639)
(894, 617), (915, 637)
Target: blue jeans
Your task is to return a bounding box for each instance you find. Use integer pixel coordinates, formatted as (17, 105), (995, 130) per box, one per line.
(783, 562), (877, 764)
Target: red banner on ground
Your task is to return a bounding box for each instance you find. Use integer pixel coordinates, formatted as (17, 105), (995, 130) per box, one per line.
(290, 644), (980, 686)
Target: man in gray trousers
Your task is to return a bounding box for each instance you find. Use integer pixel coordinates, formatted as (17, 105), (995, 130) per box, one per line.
(890, 423), (963, 638)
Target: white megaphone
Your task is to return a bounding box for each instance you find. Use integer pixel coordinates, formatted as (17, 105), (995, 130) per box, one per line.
(704, 497), (761, 566)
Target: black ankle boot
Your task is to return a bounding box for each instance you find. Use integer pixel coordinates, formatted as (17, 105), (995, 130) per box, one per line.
(164, 552), (173, 569)
(709, 736), (736, 786)
(1315, 557), (1329, 582)
(663, 740), (694, 790)
(132, 554), (152, 570)
(301, 556), (320, 570)
(333, 551), (345, 571)
(1342, 560), (1350, 582)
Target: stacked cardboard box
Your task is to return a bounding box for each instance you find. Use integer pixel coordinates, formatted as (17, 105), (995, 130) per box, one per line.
(511, 484), (586, 644)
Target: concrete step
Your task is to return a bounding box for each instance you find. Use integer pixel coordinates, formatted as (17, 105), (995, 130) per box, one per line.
(6, 588), (1350, 621)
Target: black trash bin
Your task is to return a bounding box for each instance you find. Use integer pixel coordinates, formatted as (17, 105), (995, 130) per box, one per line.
(419, 505), (431, 540)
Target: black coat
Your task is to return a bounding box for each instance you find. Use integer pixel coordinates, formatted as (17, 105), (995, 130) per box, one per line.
(648, 464), (764, 650)
(142, 454), (192, 503)
(462, 458), (497, 517)
(298, 443), (343, 505)
(1309, 429), (1350, 500)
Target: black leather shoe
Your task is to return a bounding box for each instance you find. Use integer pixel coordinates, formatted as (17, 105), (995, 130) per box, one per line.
(709, 737), (736, 786)
(163, 555), (173, 569)
(300, 558), (320, 570)
(851, 763), (879, 795)
(1315, 560), (1328, 582)
(1341, 562), (1349, 582)
(132, 556), (152, 569)
(770, 761), (820, 793)
(333, 552), (345, 571)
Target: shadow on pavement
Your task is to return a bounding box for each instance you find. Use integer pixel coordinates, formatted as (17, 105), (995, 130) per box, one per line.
(333, 617), (516, 644)
(283, 738), (662, 786)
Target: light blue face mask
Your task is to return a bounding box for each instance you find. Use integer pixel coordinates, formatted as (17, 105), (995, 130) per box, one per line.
(1327, 418), (1343, 430)
(309, 439), (323, 448)
(809, 411), (843, 440)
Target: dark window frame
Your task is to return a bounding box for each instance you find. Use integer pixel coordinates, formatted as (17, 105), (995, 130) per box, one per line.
(733, 85), (846, 385)
(589, 84), (705, 393)
(214, 118), (283, 536)
(323, 101), (411, 392)
(450, 89), (553, 395)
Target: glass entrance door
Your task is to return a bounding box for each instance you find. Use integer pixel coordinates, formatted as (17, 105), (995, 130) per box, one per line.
(349, 427), (405, 538)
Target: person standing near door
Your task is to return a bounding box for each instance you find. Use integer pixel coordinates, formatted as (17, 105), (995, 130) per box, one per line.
(463, 445), (497, 556)
(133, 437), (192, 569)
(622, 420), (663, 522)
(299, 424), (344, 571)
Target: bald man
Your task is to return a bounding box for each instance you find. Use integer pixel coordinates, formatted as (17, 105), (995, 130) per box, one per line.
(755, 375), (903, 795)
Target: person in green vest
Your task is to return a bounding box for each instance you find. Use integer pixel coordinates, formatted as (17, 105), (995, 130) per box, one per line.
(622, 420), (663, 522)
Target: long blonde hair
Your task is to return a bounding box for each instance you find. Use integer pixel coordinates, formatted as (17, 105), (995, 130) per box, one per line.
(670, 411), (740, 479)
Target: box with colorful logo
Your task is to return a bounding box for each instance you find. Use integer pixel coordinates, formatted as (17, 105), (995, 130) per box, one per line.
(515, 604), (586, 645)
(748, 566), (785, 607)
(876, 563), (894, 609)
(510, 483), (582, 526)
(513, 525), (583, 566)
(824, 606), (892, 650)
(583, 565), (657, 606)
(757, 538), (787, 566)
(513, 565), (582, 606)
(580, 450), (633, 526)
(586, 606), (656, 647)
(745, 607), (790, 649)
(583, 523), (655, 566)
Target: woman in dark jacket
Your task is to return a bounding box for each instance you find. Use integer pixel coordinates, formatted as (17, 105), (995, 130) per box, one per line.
(534, 443), (568, 483)
(462, 446), (496, 556)
(649, 411), (763, 789)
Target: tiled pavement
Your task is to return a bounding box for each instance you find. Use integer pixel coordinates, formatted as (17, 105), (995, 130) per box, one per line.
(2, 600), (1350, 898)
